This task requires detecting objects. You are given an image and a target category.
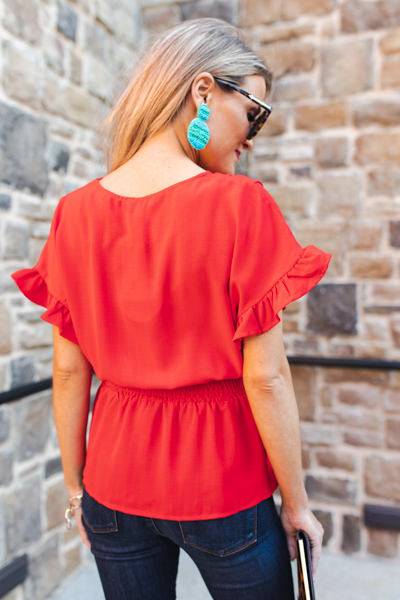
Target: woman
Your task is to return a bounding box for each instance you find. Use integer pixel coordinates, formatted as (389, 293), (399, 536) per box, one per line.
(12, 18), (330, 600)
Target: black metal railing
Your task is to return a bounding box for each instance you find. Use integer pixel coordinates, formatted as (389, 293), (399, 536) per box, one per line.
(0, 378), (52, 406)
(287, 356), (400, 370)
(0, 554), (28, 599)
(2, 356), (400, 406)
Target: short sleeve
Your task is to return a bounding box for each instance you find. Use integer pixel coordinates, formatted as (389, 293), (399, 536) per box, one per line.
(11, 202), (78, 344)
(230, 181), (331, 346)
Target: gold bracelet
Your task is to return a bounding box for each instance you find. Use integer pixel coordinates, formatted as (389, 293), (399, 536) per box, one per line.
(65, 493), (83, 530)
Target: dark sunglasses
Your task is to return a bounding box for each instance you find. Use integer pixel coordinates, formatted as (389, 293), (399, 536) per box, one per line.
(214, 77), (273, 140)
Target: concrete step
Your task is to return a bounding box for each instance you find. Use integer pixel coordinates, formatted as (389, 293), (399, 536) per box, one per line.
(48, 550), (400, 600)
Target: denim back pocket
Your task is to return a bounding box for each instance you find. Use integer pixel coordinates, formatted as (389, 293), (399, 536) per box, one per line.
(179, 504), (257, 556)
(81, 487), (118, 533)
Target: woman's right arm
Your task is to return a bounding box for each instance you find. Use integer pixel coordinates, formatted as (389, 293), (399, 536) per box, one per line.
(242, 310), (324, 578)
(52, 325), (93, 548)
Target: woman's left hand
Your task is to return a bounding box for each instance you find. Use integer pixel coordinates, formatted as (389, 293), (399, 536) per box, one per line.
(74, 507), (91, 549)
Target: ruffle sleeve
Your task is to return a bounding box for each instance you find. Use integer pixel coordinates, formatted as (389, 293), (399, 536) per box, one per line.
(232, 244), (330, 344)
(11, 198), (78, 345)
(11, 267), (78, 345)
(230, 180), (331, 346)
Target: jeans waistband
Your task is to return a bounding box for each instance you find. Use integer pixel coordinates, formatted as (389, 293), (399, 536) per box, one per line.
(101, 378), (247, 403)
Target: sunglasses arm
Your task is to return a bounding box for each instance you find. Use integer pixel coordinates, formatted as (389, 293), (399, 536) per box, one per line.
(247, 94), (273, 113)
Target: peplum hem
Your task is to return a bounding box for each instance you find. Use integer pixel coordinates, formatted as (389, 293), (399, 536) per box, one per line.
(232, 244), (331, 344)
(83, 378), (278, 520)
(11, 268), (78, 345)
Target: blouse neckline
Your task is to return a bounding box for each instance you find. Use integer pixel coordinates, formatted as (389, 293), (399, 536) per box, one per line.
(95, 170), (212, 200)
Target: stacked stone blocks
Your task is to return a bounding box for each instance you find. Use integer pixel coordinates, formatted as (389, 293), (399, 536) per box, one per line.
(144, 0), (400, 561)
(0, 0), (141, 597)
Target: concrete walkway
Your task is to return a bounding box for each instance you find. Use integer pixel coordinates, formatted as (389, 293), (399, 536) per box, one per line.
(48, 549), (400, 600)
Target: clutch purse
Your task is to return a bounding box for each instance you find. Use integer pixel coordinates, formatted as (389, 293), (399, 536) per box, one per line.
(296, 530), (316, 600)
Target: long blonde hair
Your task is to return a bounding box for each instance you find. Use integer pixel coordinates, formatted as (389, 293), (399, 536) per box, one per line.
(98, 18), (272, 173)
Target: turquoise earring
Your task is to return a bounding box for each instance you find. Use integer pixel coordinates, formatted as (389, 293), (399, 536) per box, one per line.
(187, 102), (210, 150)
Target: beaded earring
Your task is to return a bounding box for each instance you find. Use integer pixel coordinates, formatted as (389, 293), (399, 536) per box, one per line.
(187, 102), (210, 150)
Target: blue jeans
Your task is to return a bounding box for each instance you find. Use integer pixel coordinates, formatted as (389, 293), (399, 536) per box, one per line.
(81, 486), (294, 600)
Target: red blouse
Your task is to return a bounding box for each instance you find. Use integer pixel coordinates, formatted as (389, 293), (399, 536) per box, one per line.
(11, 171), (331, 519)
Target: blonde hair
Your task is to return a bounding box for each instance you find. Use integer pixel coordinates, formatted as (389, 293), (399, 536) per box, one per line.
(98, 18), (272, 173)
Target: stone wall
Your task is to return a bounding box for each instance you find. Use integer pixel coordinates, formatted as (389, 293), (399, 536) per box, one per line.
(142, 0), (400, 561)
(241, 0), (400, 560)
(0, 0), (399, 597)
(0, 0), (141, 597)
(0, 380), (100, 600)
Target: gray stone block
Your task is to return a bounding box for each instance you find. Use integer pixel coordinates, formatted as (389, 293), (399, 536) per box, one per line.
(293, 339), (320, 354)
(342, 514), (361, 553)
(45, 456), (63, 479)
(87, 56), (110, 100)
(15, 195), (47, 220)
(16, 392), (51, 462)
(19, 321), (53, 349)
(31, 221), (51, 239)
(69, 49), (82, 84)
(115, 2), (141, 47)
(43, 74), (103, 128)
(389, 221), (400, 248)
(300, 422), (339, 446)
(0, 302), (11, 354)
(313, 510), (333, 546)
(107, 39), (135, 73)
(0, 103), (48, 195)
(289, 166), (312, 179)
(181, 0), (236, 23)
(3, 476), (41, 553)
(25, 535), (61, 600)
(83, 20), (108, 60)
(46, 480), (69, 530)
(16, 309), (45, 323)
(317, 170), (363, 217)
(95, 0), (116, 32)
(307, 283), (357, 335)
(0, 194), (11, 210)
(2, 0), (42, 44)
(62, 179), (83, 195)
(11, 356), (35, 388)
(47, 141), (70, 174)
(342, 0), (400, 33)
(365, 455), (400, 502)
(1, 263), (24, 292)
(305, 475), (357, 504)
(0, 364), (5, 394)
(43, 31), (64, 75)
(291, 365), (316, 421)
(29, 237), (47, 266)
(0, 406), (11, 443)
(2, 218), (29, 259)
(368, 170), (400, 196)
(0, 448), (13, 485)
(10, 297), (24, 307)
(2, 40), (42, 109)
(57, 0), (78, 42)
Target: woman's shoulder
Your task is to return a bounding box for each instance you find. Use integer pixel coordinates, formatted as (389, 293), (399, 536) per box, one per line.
(202, 171), (268, 199)
(203, 171), (274, 212)
(51, 178), (100, 222)
(205, 171), (261, 189)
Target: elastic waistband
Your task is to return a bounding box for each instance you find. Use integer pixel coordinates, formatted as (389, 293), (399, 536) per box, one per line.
(101, 378), (247, 403)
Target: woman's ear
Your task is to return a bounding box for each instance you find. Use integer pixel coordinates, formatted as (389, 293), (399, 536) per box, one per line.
(191, 72), (215, 108)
